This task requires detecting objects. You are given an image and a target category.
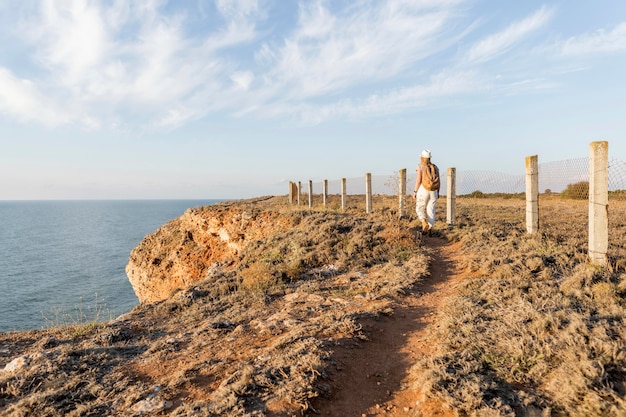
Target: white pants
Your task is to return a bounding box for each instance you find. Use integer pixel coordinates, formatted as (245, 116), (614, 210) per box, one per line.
(416, 186), (438, 226)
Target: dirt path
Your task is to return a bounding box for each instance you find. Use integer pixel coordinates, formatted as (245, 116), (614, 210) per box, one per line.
(308, 236), (467, 416)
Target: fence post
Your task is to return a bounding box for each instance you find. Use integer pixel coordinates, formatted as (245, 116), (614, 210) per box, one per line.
(341, 178), (347, 211)
(323, 180), (328, 208)
(290, 181), (299, 205)
(589, 141), (609, 266)
(399, 169), (407, 218)
(365, 173), (372, 214)
(308, 180), (313, 208)
(525, 155), (539, 234)
(447, 167), (456, 226)
(297, 181), (301, 206)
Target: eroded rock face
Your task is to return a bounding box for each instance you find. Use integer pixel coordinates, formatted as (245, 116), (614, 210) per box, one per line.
(125, 205), (288, 303)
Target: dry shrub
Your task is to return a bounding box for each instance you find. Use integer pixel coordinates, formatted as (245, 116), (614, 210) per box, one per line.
(240, 261), (284, 294)
(411, 197), (626, 416)
(617, 273), (626, 295)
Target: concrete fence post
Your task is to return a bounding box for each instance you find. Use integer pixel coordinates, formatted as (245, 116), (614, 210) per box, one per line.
(399, 168), (407, 219)
(589, 141), (609, 266)
(526, 155), (539, 234)
(341, 178), (347, 211)
(308, 180), (313, 208)
(323, 180), (328, 208)
(447, 167), (456, 226)
(297, 181), (301, 206)
(366, 173), (372, 214)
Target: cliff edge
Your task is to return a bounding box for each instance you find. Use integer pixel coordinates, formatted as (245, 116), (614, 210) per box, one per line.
(126, 198), (295, 303)
(0, 195), (430, 416)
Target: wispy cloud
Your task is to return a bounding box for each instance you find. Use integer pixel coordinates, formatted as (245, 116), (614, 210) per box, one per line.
(8, 0), (264, 129)
(465, 6), (554, 64)
(294, 70), (482, 124)
(0, 67), (69, 126)
(1, 1), (624, 131)
(561, 22), (626, 56)
(260, 0), (463, 100)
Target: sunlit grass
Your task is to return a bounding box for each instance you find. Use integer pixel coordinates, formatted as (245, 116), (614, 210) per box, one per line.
(410, 197), (626, 416)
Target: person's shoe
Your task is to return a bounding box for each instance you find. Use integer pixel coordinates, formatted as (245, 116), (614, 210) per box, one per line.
(427, 227), (432, 237)
(421, 220), (430, 235)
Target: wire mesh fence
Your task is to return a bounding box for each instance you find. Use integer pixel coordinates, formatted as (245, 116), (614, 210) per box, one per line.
(294, 155), (626, 269)
(314, 157), (626, 200)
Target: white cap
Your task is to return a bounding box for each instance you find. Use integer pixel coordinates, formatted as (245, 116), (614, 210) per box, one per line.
(420, 149), (431, 158)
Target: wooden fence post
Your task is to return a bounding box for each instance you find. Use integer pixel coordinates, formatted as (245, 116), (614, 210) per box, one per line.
(589, 141), (609, 266)
(447, 167), (456, 226)
(399, 169), (407, 218)
(365, 173), (372, 214)
(526, 155), (539, 234)
(341, 178), (347, 212)
(308, 180), (313, 208)
(323, 180), (328, 208)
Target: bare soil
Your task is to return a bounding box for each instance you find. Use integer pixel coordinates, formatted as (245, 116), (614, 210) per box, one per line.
(309, 236), (466, 417)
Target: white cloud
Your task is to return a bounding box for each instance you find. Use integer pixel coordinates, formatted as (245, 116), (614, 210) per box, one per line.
(3, 0), (621, 132)
(561, 22), (626, 56)
(465, 6), (553, 63)
(0, 67), (69, 127)
(9, 0), (264, 129)
(231, 71), (254, 90)
(216, 0), (261, 21)
(294, 70), (482, 124)
(260, 0), (464, 100)
(36, 0), (108, 75)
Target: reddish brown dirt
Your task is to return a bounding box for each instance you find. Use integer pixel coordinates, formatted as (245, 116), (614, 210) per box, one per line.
(308, 236), (467, 417)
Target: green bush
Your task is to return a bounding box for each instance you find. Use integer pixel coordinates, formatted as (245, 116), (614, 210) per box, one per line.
(609, 189), (626, 200)
(467, 190), (485, 198)
(561, 181), (588, 199)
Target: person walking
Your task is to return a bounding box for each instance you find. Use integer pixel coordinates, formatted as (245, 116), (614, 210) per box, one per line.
(413, 149), (440, 236)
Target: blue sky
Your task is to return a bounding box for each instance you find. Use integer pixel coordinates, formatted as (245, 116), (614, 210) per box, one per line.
(1, 0), (625, 199)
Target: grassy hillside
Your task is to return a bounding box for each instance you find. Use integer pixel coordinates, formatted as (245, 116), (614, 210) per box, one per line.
(0, 196), (428, 416)
(1, 195), (624, 416)
(410, 198), (626, 416)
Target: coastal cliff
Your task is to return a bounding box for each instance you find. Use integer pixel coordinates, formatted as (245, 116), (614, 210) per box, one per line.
(0, 195), (434, 416)
(3, 196), (624, 416)
(125, 198), (297, 303)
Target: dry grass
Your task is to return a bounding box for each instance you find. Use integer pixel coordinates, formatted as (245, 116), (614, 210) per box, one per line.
(0, 195), (428, 417)
(4, 194), (624, 416)
(410, 197), (626, 416)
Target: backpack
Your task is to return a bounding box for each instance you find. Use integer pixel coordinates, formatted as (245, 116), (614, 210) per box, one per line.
(422, 162), (440, 191)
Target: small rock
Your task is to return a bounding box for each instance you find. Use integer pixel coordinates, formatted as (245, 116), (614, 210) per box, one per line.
(211, 320), (234, 329)
(284, 293), (302, 303)
(3, 355), (29, 373)
(132, 395), (171, 415)
(36, 336), (59, 349)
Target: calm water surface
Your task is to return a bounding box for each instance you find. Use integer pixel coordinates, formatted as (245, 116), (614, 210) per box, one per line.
(0, 200), (221, 332)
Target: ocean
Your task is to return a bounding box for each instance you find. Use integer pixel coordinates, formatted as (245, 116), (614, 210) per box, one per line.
(0, 199), (222, 332)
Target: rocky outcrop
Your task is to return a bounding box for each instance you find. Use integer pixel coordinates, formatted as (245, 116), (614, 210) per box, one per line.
(125, 204), (291, 303)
